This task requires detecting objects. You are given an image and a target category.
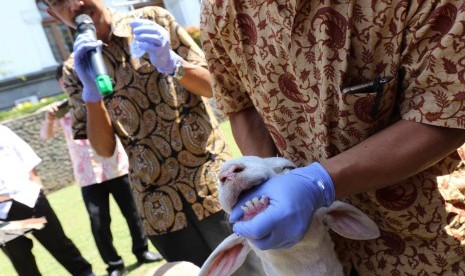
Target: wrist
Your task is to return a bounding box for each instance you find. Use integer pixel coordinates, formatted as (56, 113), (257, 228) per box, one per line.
(309, 162), (335, 206)
(157, 51), (181, 75)
(82, 86), (103, 103)
(292, 162), (335, 207)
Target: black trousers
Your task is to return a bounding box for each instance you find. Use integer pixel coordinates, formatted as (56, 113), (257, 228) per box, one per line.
(81, 175), (148, 271)
(1, 192), (93, 276)
(149, 204), (265, 276)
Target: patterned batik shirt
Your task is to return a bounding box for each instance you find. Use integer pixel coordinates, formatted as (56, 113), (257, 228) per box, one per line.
(202, 1), (465, 275)
(64, 7), (231, 235)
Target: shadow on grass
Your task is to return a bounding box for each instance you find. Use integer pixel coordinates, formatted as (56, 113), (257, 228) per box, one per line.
(126, 262), (143, 273)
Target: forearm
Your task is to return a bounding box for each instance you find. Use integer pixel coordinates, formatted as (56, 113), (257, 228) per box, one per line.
(85, 101), (116, 157)
(230, 107), (278, 157)
(39, 120), (56, 140)
(178, 62), (212, 98)
(321, 119), (465, 199)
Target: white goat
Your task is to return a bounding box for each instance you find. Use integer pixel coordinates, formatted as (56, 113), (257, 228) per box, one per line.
(199, 156), (380, 276)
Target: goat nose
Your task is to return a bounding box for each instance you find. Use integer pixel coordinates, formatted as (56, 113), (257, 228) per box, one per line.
(218, 164), (244, 185)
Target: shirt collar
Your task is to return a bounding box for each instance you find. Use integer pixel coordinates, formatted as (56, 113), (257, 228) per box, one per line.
(110, 8), (137, 38)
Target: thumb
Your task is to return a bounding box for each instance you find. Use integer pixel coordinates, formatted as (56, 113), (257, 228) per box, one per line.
(229, 203), (244, 223)
(232, 206), (279, 240)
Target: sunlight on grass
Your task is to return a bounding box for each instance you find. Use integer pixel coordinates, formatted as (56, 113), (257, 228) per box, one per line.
(0, 121), (240, 275)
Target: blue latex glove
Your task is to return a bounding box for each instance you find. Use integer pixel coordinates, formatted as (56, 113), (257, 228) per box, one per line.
(73, 32), (103, 103)
(230, 162), (335, 250)
(129, 19), (181, 75)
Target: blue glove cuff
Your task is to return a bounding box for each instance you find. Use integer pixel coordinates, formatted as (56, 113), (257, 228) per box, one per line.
(291, 162), (335, 207)
(82, 86), (102, 103)
(156, 50), (181, 75)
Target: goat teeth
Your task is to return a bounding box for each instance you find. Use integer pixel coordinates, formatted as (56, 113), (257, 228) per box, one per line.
(241, 205), (248, 212)
(246, 201), (254, 208)
(260, 195), (268, 202)
(252, 197), (260, 205)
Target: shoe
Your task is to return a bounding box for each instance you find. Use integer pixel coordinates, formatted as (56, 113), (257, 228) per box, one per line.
(136, 251), (163, 263)
(108, 267), (125, 276)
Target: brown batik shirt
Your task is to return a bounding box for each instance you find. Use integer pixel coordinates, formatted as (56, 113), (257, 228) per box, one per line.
(202, 1), (465, 275)
(63, 7), (231, 236)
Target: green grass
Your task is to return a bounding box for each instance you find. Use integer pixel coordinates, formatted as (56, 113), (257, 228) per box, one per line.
(0, 120), (240, 276)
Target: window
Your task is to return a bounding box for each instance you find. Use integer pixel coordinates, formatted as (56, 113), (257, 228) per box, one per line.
(36, 1), (74, 63)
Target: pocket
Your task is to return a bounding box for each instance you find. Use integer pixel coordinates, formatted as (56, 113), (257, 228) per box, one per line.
(335, 77), (399, 145)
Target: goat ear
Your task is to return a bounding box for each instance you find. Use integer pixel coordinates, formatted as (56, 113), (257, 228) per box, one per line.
(199, 234), (251, 276)
(325, 201), (380, 240)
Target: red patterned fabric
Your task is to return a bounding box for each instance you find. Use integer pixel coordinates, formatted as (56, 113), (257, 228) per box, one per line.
(202, 1), (465, 274)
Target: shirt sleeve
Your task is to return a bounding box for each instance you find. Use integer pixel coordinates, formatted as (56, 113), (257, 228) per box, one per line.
(399, 3), (465, 129)
(200, 1), (253, 115)
(62, 54), (89, 139)
(3, 127), (41, 172)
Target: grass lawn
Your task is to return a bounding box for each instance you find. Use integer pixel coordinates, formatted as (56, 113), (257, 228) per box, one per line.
(0, 120), (240, 276)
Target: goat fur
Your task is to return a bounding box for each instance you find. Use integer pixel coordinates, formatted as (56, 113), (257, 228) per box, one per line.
(199, 156), (380, 276)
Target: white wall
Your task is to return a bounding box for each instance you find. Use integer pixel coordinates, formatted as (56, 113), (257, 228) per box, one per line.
(0, 0), (199, 81)
(162, 0), (201, 27)
(0, 0), (57, 80)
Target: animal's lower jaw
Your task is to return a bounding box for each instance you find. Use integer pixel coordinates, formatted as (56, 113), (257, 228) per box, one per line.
(241, 195), (270, 221)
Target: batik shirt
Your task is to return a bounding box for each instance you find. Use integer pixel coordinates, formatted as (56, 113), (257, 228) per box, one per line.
(202, 1), (465, 275)
(64, 7), (231, 235)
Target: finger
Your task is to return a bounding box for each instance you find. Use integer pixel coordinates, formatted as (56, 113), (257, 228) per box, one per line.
(73, 33), (99, 49)
(229, 204), (244, 223)
(131, 24), (165, 36)
(74, 40), (102, 59)
(136, 42), (167, 61)
(229, 185), (267, 223)
(232, 206), (280, 240)
(134, 33), (166, 47)
(251, 235), (297, 250)
(129, 19), (154, 28)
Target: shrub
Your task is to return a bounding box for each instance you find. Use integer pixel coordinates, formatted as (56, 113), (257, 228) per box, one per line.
(0, 94), (67, 122)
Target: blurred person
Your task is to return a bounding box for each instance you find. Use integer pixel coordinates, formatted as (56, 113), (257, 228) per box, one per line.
(39, 64), (162, 276)
(0, 124), (94, 276)
(42, 0), (264, 274)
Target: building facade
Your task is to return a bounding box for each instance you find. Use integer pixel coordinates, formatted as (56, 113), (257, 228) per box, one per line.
(0, 0), (201, 111)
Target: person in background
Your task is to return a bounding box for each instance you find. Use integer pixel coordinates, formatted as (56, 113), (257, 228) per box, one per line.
(0, 124), (94, 276)
(39, 64), (162, 276)
(42, 0), (264, 274)
(201, 0), (465, 275)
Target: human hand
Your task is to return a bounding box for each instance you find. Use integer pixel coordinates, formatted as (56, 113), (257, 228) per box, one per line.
(230, 162), (335, 250)
(129, 19), (181, 75)
(73, 32), (102, 102)
(45, 103), (58, 123)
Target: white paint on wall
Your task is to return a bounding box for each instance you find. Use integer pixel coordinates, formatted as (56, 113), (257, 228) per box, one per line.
(0, 0), (57, 80)
(0, 0), (199, 81)
(162, 0), (201, 27)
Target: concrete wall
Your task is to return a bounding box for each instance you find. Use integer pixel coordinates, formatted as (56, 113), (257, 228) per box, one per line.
(2, 111), (74, 194)
(0, 67), (61, 111)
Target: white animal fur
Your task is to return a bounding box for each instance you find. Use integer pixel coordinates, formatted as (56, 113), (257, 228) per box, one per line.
(199, 156), (380, 276)
(145, 261), (200, 276)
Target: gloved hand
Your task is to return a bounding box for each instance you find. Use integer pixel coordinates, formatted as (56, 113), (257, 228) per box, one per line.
(129, 19), (181, 75)
(73, 32), (102, 103)
(230, 162), (335, 250)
